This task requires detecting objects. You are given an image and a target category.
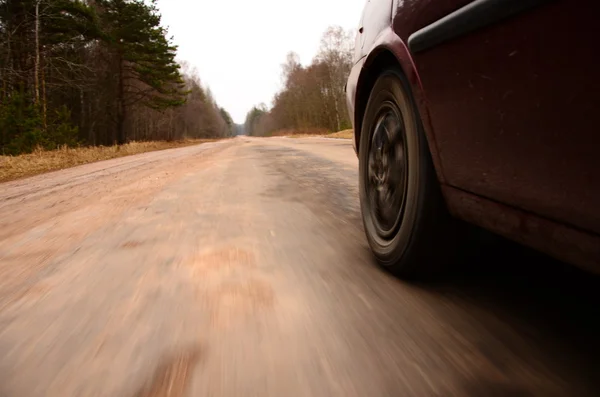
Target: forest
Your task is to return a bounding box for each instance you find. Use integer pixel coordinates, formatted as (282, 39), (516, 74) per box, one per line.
(244, 26), (354, 137)
(0, 0), (233, 156)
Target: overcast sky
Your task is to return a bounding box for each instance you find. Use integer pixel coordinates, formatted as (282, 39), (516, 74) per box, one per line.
(157, 0), (366, 124)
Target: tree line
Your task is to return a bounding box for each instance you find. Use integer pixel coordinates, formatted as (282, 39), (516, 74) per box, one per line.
(244, 26), (354, 137)
(0, 0), (233, 155)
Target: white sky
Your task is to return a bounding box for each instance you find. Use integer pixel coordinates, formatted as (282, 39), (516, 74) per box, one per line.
(157, 0), (366, 124)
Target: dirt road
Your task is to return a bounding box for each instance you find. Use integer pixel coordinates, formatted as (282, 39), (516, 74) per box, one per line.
(1, 137), (599, 396)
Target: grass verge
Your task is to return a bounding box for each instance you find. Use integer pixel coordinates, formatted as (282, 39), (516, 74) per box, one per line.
(326, 129), (353, 139)
(274, 128), (354, 140)
(0, 139), (216, 183)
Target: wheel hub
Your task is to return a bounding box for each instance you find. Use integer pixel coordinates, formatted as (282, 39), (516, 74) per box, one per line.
(367, 103), (407, 239)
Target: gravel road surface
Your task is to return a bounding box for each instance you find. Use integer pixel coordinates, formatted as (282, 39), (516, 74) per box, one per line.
(0, 136), (599, 397)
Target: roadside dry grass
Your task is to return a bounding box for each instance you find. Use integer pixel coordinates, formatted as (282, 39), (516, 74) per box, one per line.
(326, 129), (353, 139)
(0, 139), (216, 183)
(284, 129), (354, 140)
(270, 128), (330, 137)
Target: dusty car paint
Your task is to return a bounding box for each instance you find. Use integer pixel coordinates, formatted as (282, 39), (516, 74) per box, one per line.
(410, 1), (600, 236)
(346, 0), (600, 271)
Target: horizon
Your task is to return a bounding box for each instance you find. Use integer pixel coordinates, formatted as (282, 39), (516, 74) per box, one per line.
(157, 0), (366, 124)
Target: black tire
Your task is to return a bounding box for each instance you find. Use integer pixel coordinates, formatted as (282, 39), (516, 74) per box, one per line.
(358, 68), (460, 279)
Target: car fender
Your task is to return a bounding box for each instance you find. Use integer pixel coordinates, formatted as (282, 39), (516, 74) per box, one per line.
(357, 27), (446, 184)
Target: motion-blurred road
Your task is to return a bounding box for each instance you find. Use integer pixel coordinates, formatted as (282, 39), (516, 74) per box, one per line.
(1, 137), (599, 396)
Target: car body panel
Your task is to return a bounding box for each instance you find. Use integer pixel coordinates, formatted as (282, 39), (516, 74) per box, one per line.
(346, 0), (600, 270)
(346, 56), (364, 153)
(443, 185), (600, 274)
(392, 0), (474, 42)
(355, 0), (394, 62)
(408, 0), (600, 236)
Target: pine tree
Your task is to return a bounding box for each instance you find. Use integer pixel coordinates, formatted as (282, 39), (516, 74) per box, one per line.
(0, 0), (227, 153)
(0, 0), (99, 153)
(98, 0), (186, 144)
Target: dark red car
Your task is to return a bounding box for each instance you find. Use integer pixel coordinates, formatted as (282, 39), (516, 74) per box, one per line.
(346, 0), (600, 278)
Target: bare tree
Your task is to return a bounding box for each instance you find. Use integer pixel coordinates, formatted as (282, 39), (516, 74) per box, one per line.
(248, 26), (354, 136)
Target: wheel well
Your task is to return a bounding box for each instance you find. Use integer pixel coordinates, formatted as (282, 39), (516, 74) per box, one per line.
(354, 50), (403, 154)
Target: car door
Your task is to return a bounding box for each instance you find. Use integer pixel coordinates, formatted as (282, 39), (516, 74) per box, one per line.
(405, 0), (600, 234)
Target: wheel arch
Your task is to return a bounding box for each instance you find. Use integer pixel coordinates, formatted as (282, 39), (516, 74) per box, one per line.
(353, 29), (446, 184)
(354, 49), (399, 155)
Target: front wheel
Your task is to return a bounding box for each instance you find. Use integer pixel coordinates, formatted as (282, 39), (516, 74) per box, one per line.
(358, 68), (461, 279)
